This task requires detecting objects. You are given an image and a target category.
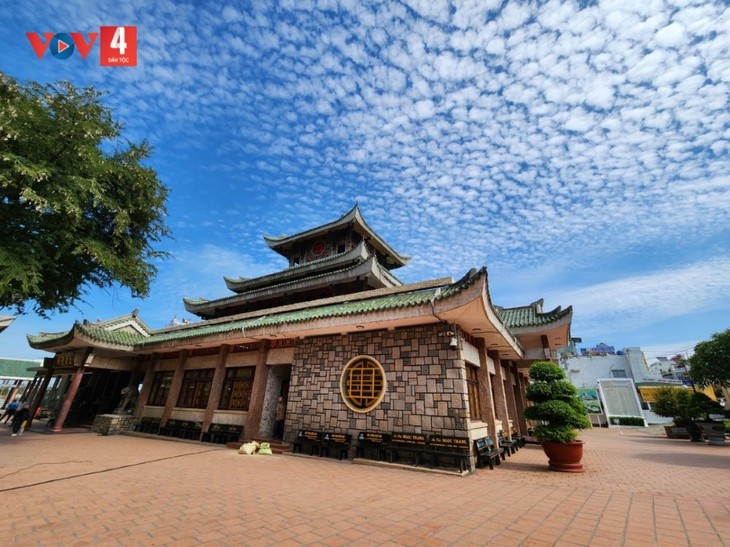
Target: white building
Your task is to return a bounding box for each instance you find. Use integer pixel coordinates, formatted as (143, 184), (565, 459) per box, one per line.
(560, 346), (675, 425)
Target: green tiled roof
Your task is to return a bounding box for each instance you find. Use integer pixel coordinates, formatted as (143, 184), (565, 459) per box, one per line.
(26, 330), (70, 345)
(30, 268), (484, 351)
(496, 302), (572, 328)
(223, 240), (369, 291)
(77, 326), (147, 346)
(0, 358), (42, 378)
(183, 297), (209, 306)
(187, 256), (404, 313)
(82, 288), (443, 348)
(191, 259), (370, 311)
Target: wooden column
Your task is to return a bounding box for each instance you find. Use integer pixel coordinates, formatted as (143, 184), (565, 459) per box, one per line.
(51, 366), (85, 432)
(245, 340), (271, 439)
(541, 334), (552, 361)
(203, 345), (230, 434)
(161, 350), (188, 426)
(28, 366), (54, 427)
(488, 350), (510, 434)
(476, 340), (498, 439)
(135, 355), (157, 415)
(502, 361), (520, 439)
(23, 374), (42, 403)
(513, 366), (528, 434)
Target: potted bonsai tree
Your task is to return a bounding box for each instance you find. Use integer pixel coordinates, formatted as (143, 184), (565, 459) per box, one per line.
(688, 329), (730, 445)
(652, 386), (726, 443)
(524, 361), (591, 472)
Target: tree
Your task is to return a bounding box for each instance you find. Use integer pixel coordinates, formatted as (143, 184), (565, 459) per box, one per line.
(690, 328), (730, 387)
(524, 361), (591, 443)
(0, 73), (170, 316)
(652, 386), (722, 425)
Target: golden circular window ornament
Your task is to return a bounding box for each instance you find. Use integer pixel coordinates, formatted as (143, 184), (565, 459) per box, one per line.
(340, 355), (386, 413)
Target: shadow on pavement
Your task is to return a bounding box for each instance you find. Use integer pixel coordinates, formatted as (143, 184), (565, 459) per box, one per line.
(634, 450), (730, 470)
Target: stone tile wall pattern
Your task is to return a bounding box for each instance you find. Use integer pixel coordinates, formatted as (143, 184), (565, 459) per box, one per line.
(285, 325), (468, 444)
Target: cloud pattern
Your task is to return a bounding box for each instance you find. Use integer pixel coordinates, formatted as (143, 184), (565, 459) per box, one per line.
(1, 0), (729, 353)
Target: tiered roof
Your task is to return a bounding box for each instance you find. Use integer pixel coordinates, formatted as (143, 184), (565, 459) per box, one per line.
(27, 207), (574, 363)
(184, 206), (409, 318)
(263, 205), (410, 269)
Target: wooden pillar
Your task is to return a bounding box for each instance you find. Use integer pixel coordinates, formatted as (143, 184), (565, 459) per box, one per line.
(135, 355), (157, 415)
(161, 350), (188, 427)
(203, 345), (230, 434)
(541, 334), (552, 361)
(51, 366), (85, 432)
(23, 374), (42, 403)
(28, 366), (54, 427)
(502, 361), (520, 439)
(488, 350), (510, 434)
(245, 340), (271, 439)
(513, 366), (528, 434)
(476, 340), (498, 439)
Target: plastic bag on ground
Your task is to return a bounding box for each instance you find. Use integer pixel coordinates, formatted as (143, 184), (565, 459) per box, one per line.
(238, 441), (259, 455)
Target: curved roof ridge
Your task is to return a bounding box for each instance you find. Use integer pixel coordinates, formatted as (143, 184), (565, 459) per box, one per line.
(262, 205), (410, 268)
(224, 239), (369, 292)
(263, 204), (359, 245)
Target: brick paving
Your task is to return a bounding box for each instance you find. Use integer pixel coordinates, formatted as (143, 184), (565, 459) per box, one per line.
(0, 425), (728, 546)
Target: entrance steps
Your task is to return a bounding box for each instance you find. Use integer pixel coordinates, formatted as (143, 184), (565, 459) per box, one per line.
(226, 437), (291, 454)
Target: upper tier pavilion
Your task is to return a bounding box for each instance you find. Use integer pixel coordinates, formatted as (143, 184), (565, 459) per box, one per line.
(184, 205), (409, 318)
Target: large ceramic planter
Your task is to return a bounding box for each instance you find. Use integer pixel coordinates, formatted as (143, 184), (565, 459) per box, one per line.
(541, 440), (585, 473)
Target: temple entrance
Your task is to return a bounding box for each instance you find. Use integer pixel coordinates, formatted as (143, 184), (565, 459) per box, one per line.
(262, 365), (291, 439)
(67, 370), (131, 426)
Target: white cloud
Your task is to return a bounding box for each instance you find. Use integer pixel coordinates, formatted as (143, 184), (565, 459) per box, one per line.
(654, 21), (688, 47)
(4, 0), (729, 351)
(551, 257), (730, 337)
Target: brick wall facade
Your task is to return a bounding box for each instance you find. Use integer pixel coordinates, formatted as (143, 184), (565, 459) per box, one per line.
(284, 325), (469, 443)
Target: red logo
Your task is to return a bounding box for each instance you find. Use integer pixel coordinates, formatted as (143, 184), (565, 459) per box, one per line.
(100, 26), (137, 67)
(26, 32), (98, 60)
(26, 26), (136, 67)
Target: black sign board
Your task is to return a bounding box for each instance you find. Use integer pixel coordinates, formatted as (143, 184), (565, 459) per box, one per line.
(298, 430), (320, 442)
(323, 432), (349, 444)
(391, 432), (427, 446)
(429, 435), (469, 450)
(358, 431), (390, 444)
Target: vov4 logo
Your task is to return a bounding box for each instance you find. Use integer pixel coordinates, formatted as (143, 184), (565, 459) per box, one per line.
(26, 26), (137, 66)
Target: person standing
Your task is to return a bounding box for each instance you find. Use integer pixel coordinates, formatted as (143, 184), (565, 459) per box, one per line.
(2, 398), (19, 424)
(11, 402), (31, 436)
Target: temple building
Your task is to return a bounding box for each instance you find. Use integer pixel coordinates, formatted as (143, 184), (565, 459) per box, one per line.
(26, 205), (572, 470)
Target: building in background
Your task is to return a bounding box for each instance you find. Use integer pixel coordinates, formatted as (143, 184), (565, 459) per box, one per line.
(561, 346), (666, 425)
(0, 357), (41, 408)
(560, 345), (720, 425)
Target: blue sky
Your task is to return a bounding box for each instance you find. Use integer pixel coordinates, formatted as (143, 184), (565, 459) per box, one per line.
(1, 0), (728, 362)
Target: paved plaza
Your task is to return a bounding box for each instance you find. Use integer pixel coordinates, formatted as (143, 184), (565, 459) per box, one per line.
(1, 425), (728, 546)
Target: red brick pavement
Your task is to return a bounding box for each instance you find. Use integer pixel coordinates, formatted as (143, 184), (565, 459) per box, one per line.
(0, 425), (728, 546)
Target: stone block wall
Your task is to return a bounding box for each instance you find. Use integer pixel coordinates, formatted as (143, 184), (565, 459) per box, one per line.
(284, 325), (468, 443)
(91, 413), (137, 435)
